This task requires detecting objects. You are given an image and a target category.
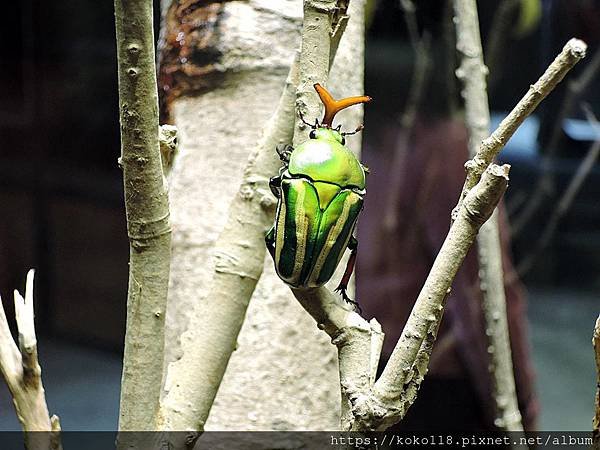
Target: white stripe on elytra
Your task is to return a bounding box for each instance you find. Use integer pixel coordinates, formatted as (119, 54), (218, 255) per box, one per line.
(292, 182), (308, 282)
(309, 193), (357, 285)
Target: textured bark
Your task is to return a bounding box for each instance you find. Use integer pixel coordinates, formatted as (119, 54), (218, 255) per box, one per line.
(114, 0), (171, 432)
(293, 0), (335, 144)
(293, 165), (509, 431)
(361, 165), (509, 431)
(453, 0), (524, 432)
(158, 0), (366, 436)
(453, 38), (587, 216)
(291, 35), (587, 431)
(0, 270), (62, 450)
(511, 47), (600, 237)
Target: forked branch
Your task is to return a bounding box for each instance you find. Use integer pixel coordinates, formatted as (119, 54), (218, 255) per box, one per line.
(0, 270), (62, 450)
(292, 36), (585, 431)
(454, 38), (586, 217)
(156, 0), (353, 443)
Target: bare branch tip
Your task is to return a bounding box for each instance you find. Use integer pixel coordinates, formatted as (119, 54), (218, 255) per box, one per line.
(487, 163), (511, 179)
(51, 414), (61, 432)
(566, 38), (587, 59)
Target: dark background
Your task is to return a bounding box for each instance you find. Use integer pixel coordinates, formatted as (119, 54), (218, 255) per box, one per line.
(0, 0), (598, 431)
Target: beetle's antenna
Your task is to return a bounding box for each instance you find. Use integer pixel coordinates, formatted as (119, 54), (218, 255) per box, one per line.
(314, 84), (371, 127)
(341, 124), (365, 136)
(298, 109), (317, 128)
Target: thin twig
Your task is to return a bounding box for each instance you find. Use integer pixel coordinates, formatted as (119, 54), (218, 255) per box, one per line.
(510, 47), (600, 237)
(0, 270), (62, 450)
(453, 38), (587, 219)
(368, 164), (510, 430)
(517, 105), (600, 276)
(292, 38), (586, 432)
(453, 0), (525, 433)
(293, 164), (509, 431)
(114, 0), (171, 433)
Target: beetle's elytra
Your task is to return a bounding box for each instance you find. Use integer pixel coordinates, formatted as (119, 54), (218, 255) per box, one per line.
(265, 84), (371, 310)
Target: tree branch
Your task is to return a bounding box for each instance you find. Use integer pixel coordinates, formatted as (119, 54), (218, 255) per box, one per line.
(367, 164), (509, 430)
(291, 36), (586, 433)
(510, 47), (600, 237)
(453, 38), (587, 217)
(290, 287), (384, 429)
(0, 270), (62, 450)
(157, 61), (298, 435)
(293, 165), (508, 431)
(114, 0), (171, 432)
(157, 0), (353, 440)
(453, 0), (524, 432)
(293, 0), (343, 146)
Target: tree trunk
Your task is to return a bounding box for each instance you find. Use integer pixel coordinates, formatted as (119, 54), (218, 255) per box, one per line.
(159, 0), (366, 430)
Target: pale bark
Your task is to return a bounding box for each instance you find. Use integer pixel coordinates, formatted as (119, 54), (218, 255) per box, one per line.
(293, 0), (335, 143)
(293, 164), (510, 430)
(0, 270), (62, 450)
(290, 36), (586, 431)
(453, 0), (524, 432)
(511, 47), (600, 237)
(593, 314), (600, 449)
(285, 0), (370, 428)
(453, 38), (587, 216)
(158, 64), (300, 435)
(114, 0), (171, 432)
(158, 0), (365, 438)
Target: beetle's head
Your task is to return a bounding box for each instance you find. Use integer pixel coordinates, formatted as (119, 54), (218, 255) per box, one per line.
(309, 127), (345, 145)
(298, 84), (371, 143)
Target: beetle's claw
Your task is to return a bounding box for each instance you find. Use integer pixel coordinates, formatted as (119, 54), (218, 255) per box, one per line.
(334, 286), (362, 314)
(276, 144), (293, 163)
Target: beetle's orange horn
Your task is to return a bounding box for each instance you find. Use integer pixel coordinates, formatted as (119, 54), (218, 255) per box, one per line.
(314, 83), (371, 127)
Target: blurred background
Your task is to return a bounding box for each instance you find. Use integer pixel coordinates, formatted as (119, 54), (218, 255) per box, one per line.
(0, 0), (598, 431)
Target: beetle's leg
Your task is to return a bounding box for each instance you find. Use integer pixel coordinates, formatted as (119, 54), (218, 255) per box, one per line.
(265, 227), (276, 259)
(334, 237), (361, 314)
(275, 144), (293, 163)
(269, 175), (281, 198)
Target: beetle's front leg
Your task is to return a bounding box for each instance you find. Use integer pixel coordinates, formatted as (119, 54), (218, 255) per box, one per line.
(275, 144), (293, 163)
(265, 227), (276, 260)
(335, 236), (361, 314)
(269, 176), (281, 198)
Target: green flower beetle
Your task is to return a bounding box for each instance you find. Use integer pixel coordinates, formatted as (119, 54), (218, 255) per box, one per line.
(265, 84), (371, 310)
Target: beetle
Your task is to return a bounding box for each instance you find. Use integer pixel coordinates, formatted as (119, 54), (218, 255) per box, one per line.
(265, 83), (371, 310)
